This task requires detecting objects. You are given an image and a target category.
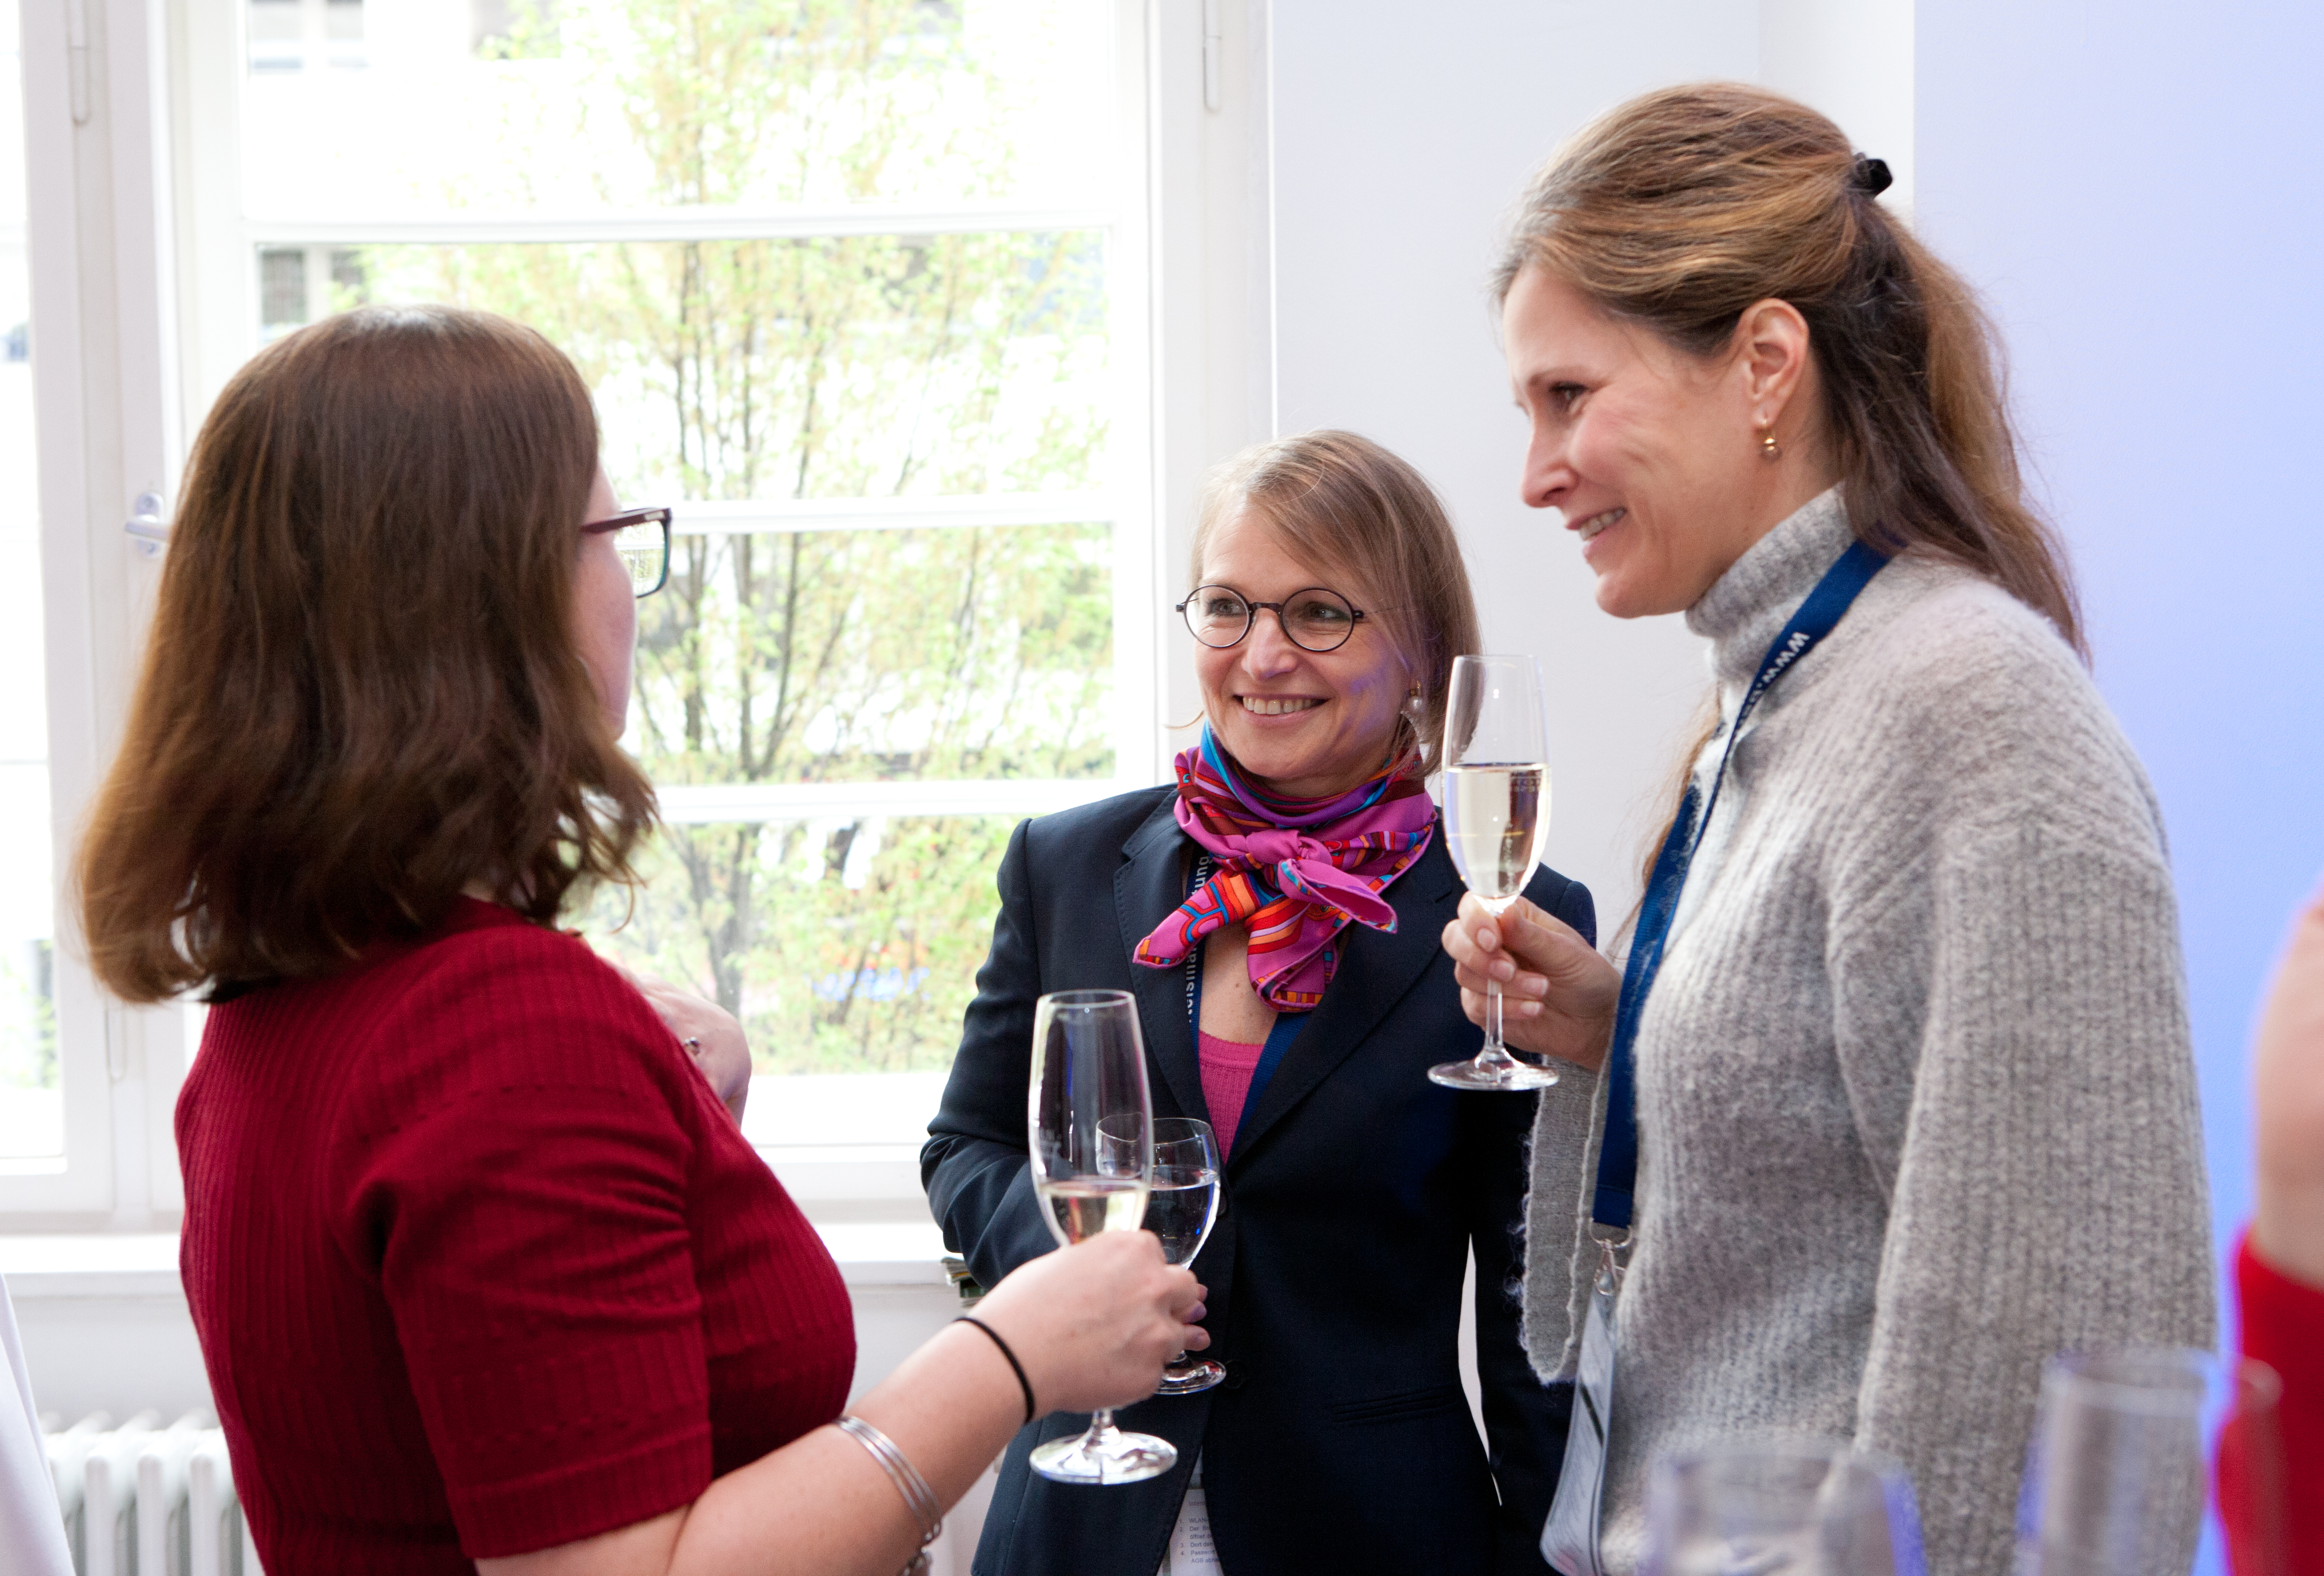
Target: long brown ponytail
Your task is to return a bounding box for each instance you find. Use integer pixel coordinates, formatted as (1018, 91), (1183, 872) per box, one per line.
(1493, 82), (2083, 896)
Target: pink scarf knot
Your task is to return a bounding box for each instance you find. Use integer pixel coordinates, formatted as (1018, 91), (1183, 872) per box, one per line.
(1132, 729), (1435, 1010)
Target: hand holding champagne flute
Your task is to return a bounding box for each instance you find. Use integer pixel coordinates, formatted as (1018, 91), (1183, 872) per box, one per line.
(1026, 989), (1181, 1485)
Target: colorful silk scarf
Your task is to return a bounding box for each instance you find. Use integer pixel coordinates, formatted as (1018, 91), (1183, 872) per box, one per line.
(1133, 727), (1437, 1010)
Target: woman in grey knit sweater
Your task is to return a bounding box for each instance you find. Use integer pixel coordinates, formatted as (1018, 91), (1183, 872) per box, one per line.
(1440, 85), (2215, 1574)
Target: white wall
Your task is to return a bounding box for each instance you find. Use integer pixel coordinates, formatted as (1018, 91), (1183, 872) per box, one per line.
(1913, 0), (2324, 1378)
(1265, 0), (1912, 923)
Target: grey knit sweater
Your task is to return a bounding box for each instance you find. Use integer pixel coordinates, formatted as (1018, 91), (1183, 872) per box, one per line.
(1520, 492), (2215, 1575)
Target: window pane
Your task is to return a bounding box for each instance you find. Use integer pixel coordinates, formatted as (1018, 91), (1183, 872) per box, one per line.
(638, 523), (1113, 785)
(594, 519), (1111, 1067)
(346, 231), (1111, 501)
(592, 814), (1022, 1073)
(242, 0), (1112, 217)
(0, 0), (60, 1158)
(224, 2), (1131, 1089)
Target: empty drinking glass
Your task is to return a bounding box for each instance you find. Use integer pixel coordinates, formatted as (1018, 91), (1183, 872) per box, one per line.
(2017, 1347), (2285, 1576)
(1643, 1439), (1926, 1576)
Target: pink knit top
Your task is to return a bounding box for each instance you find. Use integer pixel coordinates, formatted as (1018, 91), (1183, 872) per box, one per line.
(1197, 1030), (1267, 1158)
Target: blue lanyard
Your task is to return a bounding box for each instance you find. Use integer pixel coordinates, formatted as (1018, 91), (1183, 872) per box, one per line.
(1183, 855), (1309, 1136)
(1592, 539), (1888, 1230)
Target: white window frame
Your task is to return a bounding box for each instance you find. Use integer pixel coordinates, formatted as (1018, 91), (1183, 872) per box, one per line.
(7, 0), (188, 1220)
(3, 0), (1275, 1227)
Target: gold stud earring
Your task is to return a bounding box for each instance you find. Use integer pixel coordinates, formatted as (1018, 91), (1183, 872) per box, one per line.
(1758, 425), (1782, 462)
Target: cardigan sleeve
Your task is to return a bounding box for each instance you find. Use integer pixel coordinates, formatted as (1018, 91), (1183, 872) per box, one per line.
(1827, 600), (2215, 1576)
(331, 930), (715, 1558)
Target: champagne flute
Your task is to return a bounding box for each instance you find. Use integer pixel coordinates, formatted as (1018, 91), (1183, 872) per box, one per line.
(1131, 1117), (1223, 1395)
(1025, 989), (1178, 1485)
(1430, 653), (1560, 1091)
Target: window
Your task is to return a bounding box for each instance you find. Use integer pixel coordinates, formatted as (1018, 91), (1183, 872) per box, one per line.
(176, 0), (1160, 1173)
(3, 0), (1255, 1221)
(0, 0), (58, 1168)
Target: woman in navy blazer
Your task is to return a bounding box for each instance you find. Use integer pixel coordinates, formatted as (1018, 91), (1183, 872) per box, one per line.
(922, 432), (1595, 1576)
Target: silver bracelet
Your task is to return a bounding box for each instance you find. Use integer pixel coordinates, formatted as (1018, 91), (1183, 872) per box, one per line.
(834, 1413), (942, 1575)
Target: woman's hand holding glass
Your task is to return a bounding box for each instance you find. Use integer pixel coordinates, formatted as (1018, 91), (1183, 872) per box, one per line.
(1026, 989), (1186, 1484)
(968, 1231), (1208, 1419)
(1439, 892), (1619, 1074)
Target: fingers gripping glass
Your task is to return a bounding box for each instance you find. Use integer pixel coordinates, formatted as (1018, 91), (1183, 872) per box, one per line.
(582, 505), (672, 597)
(1177, 585), (1367, 652)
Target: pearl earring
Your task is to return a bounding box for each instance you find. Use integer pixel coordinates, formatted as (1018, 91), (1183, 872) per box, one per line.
(1758, 424), (1782, 462)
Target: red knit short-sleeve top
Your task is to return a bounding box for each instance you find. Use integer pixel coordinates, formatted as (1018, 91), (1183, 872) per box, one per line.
(177, 899), (855, 1573)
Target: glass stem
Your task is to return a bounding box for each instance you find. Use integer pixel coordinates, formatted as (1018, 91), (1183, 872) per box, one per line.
(1084, 1407), (1119, 1448)
(1481, 974), (1516, 1068)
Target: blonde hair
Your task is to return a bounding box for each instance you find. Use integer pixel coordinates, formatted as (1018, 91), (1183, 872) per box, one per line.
(1495, 81), (2082, 655)
(1192, 430), (1481, 777)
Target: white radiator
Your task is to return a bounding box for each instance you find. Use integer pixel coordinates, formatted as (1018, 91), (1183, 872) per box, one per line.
(40, 1412), (259, 1576)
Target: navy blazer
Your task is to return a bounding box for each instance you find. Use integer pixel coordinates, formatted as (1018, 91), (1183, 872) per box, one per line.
(921, 786), (1596, 1576)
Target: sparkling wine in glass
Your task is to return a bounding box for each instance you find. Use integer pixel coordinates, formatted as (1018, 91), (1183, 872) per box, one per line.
(1430, 653), (1560, 1091)
(1025, 990), (1178, 1485)
(1135, 1117), (1222, 1395)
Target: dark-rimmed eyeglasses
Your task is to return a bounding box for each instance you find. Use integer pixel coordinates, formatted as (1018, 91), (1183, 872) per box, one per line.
(583, 505), (672, 597)
(1176, 584), (1368, 653)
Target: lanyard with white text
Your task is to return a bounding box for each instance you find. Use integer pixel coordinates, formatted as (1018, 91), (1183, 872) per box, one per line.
(1541, 537), (1888, 1576)
(1183, 855), (1307, 1137)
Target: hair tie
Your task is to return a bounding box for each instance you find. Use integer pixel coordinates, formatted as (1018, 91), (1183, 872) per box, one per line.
(1851, 155), (1894, 198)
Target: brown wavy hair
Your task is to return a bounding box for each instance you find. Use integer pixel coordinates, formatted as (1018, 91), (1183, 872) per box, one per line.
(1193, 429), (1482, 778)
(1493, 83), (2083, 890)
(76, 305), (656, 1001)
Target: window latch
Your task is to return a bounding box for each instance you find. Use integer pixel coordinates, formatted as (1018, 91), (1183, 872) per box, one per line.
(67, 0), (91, 125)
(1203, 0), (1222, 112)
(126, 492), (169, 556)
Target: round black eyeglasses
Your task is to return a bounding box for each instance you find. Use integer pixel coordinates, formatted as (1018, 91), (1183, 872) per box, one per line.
(1176, 585), (1368, 653)
(583, 505), (672, 598)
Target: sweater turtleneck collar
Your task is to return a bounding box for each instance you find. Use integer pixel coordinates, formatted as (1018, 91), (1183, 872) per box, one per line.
(1686, 486), (1859, 695)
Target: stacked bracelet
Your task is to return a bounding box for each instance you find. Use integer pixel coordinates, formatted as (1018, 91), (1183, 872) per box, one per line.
(834, 1413), (942, 1576)
(954, 1314), (1038, 1424)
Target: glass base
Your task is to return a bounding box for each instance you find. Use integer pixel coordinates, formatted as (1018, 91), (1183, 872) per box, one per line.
(1428, 1054), (1561, 1091)
(1029, 1418), (1178, 1485)
(1155, 1357), (1225, 1395)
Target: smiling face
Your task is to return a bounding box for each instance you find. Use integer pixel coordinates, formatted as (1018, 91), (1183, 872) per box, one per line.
(1502, 265), (1828, 618)
(1193, 503), (1413, 799)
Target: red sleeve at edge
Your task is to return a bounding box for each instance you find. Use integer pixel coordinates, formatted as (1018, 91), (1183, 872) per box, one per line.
(2232, 1229), (2324, 1576)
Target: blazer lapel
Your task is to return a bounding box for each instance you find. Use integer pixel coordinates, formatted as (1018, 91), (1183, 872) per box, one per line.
(1228, 829), (1465, 1166)
(1114, 796), (1206, 1124)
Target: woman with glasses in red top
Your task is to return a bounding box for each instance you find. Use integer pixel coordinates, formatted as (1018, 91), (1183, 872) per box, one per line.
(75, 304), (1203, 1576)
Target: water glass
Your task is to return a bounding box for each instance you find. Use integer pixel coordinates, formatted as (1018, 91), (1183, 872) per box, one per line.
(1644, 1438), (1926, 1576)
(2017, 1347), (2285, 1576)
